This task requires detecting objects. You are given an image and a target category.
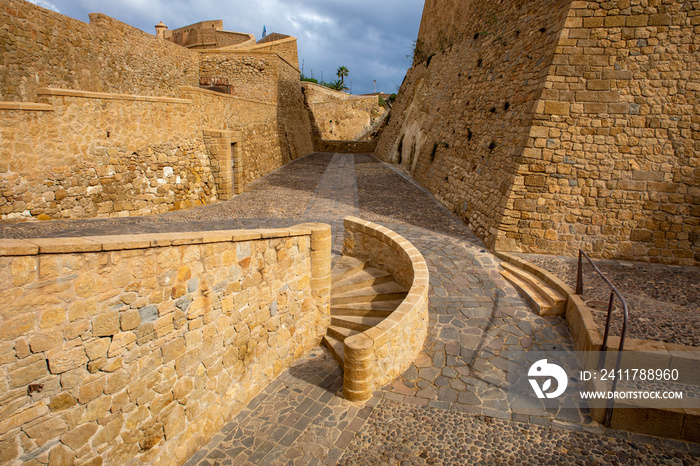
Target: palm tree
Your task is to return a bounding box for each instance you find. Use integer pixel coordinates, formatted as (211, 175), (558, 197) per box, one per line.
(336, 66), (349, 85)
(326, 80), (348, 92)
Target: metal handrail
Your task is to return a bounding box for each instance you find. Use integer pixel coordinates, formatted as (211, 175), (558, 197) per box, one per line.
(575, 250), (629, 427)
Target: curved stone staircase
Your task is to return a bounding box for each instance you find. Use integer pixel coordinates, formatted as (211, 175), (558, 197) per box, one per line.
(323, 256), (408, 368)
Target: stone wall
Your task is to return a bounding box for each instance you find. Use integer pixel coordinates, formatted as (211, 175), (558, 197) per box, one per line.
(0, 225), (331, 465)
(504, 0), (700, 264)
(198, 51), (279, 102)
(244, 36), (300, 71)
(376, 0), (698, 265)
(375, 0), (572, 250)
(0, 0), (199, 101)
(0, 90), (217, 221)
(181, 87), (293, 189)
(302, 83), (385, 140)
(340, 217), (429, 401)
(313, 140), (378, 154)
(276, 64), (316, 164)
(0, 1), (314, 222)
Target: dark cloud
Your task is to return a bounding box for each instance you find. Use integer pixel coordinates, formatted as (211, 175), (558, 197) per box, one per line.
(32, 0), (424, 95)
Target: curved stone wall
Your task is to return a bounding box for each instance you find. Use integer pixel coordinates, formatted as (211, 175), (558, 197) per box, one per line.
(340, 216), (429, 400)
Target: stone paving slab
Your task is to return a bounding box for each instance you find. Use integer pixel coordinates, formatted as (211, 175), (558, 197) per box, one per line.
(2, 152), (697, 464)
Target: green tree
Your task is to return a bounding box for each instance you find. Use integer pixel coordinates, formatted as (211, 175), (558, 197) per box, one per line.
(336, 66), (349, 85)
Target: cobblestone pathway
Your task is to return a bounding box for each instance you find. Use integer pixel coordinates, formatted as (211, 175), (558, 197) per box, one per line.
(3, 153), (698, 464)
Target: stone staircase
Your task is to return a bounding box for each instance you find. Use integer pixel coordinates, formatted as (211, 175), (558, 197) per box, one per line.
(323, 256), (408, 367)
(499, 261), (567, 316)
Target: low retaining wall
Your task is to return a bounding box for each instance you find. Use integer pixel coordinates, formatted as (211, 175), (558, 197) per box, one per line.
(340, 216), (429, 401)
(313, 140), (377, 154)
(0, 224), (331, 465)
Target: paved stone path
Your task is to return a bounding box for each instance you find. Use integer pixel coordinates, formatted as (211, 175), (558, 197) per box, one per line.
(2, 153), (698, 464)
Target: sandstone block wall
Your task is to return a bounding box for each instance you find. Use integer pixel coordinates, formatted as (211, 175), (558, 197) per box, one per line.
(376, 0), (698, 265)
(276, 61), (316, 166)
(341, 217), (429, 401)
(199, 52), (279, 102)
(0, 0), (199, 101)
(0, 90), (218, 221)
(302, 83), (385, 140)
(375, 0), (572, 248)
(244, 36), (300, 71)
(0, 226), (330, 465)
(0, 1), (314, 222)
(506, 0), (699, 264)
(313, 140), (378, 154)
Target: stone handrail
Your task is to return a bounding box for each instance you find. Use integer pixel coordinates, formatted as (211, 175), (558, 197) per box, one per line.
(340, 216), (429, 401)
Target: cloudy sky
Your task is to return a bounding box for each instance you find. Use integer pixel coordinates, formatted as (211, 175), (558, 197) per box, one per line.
(29, 0), (424, 95)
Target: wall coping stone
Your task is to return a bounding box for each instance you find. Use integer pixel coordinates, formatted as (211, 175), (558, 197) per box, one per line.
(0, 102), (54, 111)
(180, 86), (276, 106)
(0, 228), (313, 256)
(36, 87), (193, 104)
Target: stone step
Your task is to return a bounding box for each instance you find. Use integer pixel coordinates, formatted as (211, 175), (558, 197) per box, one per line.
(327, 325), (361, 342)
(331, 306), (395, 318)
(332, 266), (394, 294)
(323, 334), (345, 368)
(500, 263), (566, 316)
(331, 299), (404, 312)
(330, 315), (384, 331)
(331, 281), (408, 306)
(331, 256), (367, 284)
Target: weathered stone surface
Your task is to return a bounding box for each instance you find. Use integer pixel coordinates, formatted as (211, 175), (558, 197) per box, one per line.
(47, 346), (88, 374)
(49, 393), (78, 412)
(48, 444), (75, 466)
(23, 416), (68, 446)
(375, 0), (699, 266)
(91, 312), (119, 337)
(60, 422), (99, 450)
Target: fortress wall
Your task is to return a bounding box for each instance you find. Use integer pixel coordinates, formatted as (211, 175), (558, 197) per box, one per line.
(243, 37), (300, 71)
(0, 0), (199, 101)
(198, 51), (279, 102)
(375, 0), (573, 246)
(302, 83), (384, 141)
(182, 88), (294, 188)
(275, 61), (316, 163)
(503, 0), (699, 265)
(0, 91), (218, 222)
(0, 227), (329, 465)
(0, 2), (314, 222)
(195, 51), (314, 184)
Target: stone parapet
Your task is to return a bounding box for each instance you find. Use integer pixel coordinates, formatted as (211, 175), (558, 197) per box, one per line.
(0, 225), (331, 464)
(340, 216), (429, 401)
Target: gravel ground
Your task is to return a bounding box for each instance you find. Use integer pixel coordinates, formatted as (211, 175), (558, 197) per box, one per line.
(339, 400), (699, 465)
(520, 254), (700, 347)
